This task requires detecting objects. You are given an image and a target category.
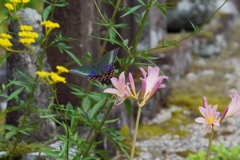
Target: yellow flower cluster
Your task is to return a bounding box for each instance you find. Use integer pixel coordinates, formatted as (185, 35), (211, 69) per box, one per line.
(20, 25), (33, 31)
(10, 0), (21, 3)
(36, 66), (69, 84)
(4, 3), (14, 10)
(42, 21), (60, 35)
(5, 0), (30, 12)
(42, 21), (60, 28)
(10, 0), (29, 3)
(18, 25), (39, 44)
(22, 0), (30, 3)
(57, 66), (69, 74)
(0, 33), (13, 50)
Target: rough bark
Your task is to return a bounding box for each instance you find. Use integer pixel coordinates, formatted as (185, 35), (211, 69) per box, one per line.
(45, 0), (101, 107)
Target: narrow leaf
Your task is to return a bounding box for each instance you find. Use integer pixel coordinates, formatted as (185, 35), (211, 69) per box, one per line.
(89, 99), (106, 118)
(120, 5), (142, 18)
(5, 131), (17, 139)
(6, 87), (24, 101)
(40, 150), (59, 156)
(42, 5), (52, 21)
(124, 99), (132, 118)
(105, 118), (119, 124)
(82, 96), (91, 112)
(64, 49), (82, 66)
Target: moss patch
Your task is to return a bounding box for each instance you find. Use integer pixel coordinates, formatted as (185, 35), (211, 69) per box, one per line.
(138, 109), (192, 140)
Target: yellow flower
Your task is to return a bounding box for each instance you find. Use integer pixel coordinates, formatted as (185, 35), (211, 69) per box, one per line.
(50, 72), (66, 83)
(0, 38), (13, 49)
(36, 70), (67, 84)
(10, 0), (21, 3)
(19, 38), (35, 44)
(42, 21), (60, 28)
(42, 21), (60, 35)
(4, 3), (14, 10)
(0, 33), (12, 39)
(56, 66), (69, 74)
(36, 71), (50, 77)
(18, 26), (38, 45)
(22, 0), (30, 3)
(20, 25), (33, 31)
(18, 31), (38, 38)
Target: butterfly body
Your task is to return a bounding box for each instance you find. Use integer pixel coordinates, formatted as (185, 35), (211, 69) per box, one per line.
(69, 48), (119, 83)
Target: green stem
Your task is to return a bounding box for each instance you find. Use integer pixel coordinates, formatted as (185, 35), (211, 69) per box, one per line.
(206, 126), (215, 160)
(39, 0), (57, 68)
(99, 0), (123, 57)
(199, 0), (228, 30)
(131, 0), (153, 55)
(145, 0), (228, 53)
(130, 106), (142, 160)
(122, 0), (154, 74)
(9, 75), (39, 160)
(82, 101), (113, 158)
(49, 85), (69, 160)
(94, 0), (131, 54)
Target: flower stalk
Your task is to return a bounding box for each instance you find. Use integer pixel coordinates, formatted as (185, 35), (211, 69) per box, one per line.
(130, 106), (142, 160)
(206, 126), (215, 160)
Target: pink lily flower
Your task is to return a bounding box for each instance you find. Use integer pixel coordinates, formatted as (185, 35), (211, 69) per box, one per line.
(225, 90), (240, 118)
(139, 66), (168, 106)
(104, 72), (137, 105)
(195, 97), (220, 128)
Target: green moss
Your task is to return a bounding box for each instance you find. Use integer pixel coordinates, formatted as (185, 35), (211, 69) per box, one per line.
(118, 125), (139, 158)
(0, 141), (45, 159)
(177, 151), (193, 157)
(138, 110), (192, 140)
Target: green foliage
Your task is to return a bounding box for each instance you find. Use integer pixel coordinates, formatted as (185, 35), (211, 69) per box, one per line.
(187, 144), (240, 160)
(0, 0), (231, 159)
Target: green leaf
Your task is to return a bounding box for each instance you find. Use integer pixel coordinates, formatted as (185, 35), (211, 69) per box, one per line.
(82, 96), (91, 112)
(17, 129), (30, 135)
(120, 5), (142, 18)
(89, 99), (106, 118)
(17, 70), (31, 81)
(63, 49), (82, 66)
(54, 2), (68, 7)
(137, 0), (145, 5)
(9, 80), (27, 87)
(124, 99), (132, 118)
(59, 140), (68, 155)
(6, 87), (24, 101)
(105, 118), (119, 124)
(124, 39), (129, 46)
(42, 5), (53, 21)
(40, 114), (59, 118)
(40, 150), (59, 156)
(0, 15), (17, 26)
(115, 136), (126, 141)
(157, 6), (168, 17)
(83, 157), (101, 160)
(5, 131), (17, 139)
(89, 35), (124, 48)
(108, 28), (116, 40)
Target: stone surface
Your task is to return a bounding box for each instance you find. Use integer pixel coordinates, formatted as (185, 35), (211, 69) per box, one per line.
(6, 8), (56, 142)
(135, 0), (167, 51)
(167, 0), (217, 32)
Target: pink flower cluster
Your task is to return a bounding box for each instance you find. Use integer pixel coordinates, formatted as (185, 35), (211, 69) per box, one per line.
(104, 66), (168, 107)
(195, 91), (240, 129)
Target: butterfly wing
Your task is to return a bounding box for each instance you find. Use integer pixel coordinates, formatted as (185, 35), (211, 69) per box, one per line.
(95, 48), (119, 66)
(69, 65), (95, 76)
(69, 48), (119, 83)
